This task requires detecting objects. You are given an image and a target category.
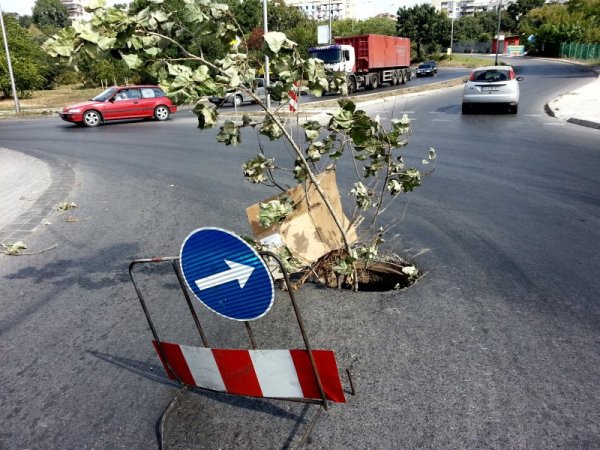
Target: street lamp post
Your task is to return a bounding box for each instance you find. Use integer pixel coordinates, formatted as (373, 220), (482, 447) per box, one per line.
(262, 0), (271, 109)
(494, 0), (503, 66)
(329, 0), (332, 44)
(0, 3), (20, 113)
(450, 1), (455, 56)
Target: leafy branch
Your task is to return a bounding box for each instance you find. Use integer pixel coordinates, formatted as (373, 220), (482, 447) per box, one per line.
(43, 0), (435, 290)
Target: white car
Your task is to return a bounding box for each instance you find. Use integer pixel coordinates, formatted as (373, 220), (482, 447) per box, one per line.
(462, 65), (523, 114)
(208, 78), (267, 107)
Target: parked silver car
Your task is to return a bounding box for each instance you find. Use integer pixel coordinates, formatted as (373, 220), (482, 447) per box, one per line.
(462, 65), (524, 114)
(209, 78), (267, 107)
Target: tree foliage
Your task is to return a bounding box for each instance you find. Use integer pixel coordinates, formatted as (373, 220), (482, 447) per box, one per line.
(453, 10), (517, 43)
(396, 4), (451, 59)
(520, 0), (599, 55)
(0, 14), (49, 97)
(32, 0), (70, 29)
(507, 0), (545, 25)
(333, 17), (396, 38)
(43, 0), (433, 289)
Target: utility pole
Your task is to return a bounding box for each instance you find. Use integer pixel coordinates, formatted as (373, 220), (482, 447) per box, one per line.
(0, 3), (20, 113)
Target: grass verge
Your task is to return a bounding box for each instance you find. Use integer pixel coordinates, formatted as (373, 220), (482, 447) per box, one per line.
(0, 85), (99, 114)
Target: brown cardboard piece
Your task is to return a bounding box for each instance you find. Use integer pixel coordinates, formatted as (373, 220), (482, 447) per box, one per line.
(246, 170), (358, 265)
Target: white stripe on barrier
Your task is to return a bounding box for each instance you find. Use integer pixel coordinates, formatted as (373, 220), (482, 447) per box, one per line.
(250, 349), (304, 398)
(180, 345), (226, 391)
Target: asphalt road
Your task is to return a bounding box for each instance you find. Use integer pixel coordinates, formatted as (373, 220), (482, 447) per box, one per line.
(1, 57), (599, 449)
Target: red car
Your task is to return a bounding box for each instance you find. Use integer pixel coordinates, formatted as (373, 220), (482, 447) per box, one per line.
(59, 85), (177, 127)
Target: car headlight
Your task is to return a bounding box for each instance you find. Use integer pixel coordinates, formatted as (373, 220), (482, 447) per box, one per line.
(66, 108), (81, 113)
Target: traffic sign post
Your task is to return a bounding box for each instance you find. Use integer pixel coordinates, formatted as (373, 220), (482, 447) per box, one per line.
(128, 228), (354, 446)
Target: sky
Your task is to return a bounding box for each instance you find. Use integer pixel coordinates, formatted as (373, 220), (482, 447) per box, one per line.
(0, 0), (131, 16)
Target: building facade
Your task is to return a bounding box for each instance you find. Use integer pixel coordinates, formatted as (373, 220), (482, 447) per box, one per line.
(60, 0), (85, 19)
(433, 0), (504, 18)
(286, 0), (356, 21)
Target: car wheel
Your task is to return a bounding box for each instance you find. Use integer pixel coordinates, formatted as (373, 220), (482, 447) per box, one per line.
(510, 104), (518, 114)
(154, 105), (170, 121)
(233, 95), (243, 107)
(462, 103), (470, 114)
(82, 110), (102, 127)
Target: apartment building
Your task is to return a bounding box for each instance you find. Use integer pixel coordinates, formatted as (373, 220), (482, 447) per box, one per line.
(433, 0), (504, 18)
(286, 0), (356, 20)
(60, 0), (85, 19)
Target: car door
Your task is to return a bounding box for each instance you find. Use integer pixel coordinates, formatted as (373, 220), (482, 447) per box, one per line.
(138, 87), (161, 118)
(103, 88), (144, 120)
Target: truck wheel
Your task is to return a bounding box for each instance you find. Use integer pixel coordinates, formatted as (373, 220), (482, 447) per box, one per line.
(392, 71), (399, 86)
(400, 71), (406, 85)
(347, 78), (356, 95)
(371, 74), (379, 90)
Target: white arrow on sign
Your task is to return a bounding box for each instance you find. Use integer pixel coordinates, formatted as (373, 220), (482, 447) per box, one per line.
(195, 260), (254, 291)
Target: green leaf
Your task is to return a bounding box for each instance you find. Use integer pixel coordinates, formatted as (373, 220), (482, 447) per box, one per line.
(193, 104), (218, 129)
(216, 121), (241, 146)
(120, 53), (142, 69)
(259, 117), (284, 141)
(258, 196), (294, 228)
(305, 129), (320, 142)
(263, 32), (295, 54)
(97, 36), (117, 51)
(242, 154), (275, 184)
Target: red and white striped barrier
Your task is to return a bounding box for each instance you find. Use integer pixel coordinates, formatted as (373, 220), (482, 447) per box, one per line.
(153, 341), (346, 403)
(288, 83), (299, 113)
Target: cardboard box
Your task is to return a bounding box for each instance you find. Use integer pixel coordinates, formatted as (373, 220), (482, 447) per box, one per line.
(246, 170), (358, 264)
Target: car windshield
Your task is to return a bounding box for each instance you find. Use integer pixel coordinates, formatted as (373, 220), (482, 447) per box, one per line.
(92, 87), (118, 102)
(419, 64), (432, 68)
(309, 48), (342, 64)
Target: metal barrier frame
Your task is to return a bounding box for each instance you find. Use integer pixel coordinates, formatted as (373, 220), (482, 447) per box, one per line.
(129, 251), (354, 412)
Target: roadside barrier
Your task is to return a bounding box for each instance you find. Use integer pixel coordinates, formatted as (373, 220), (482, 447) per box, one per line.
(129, 228), (354, 447)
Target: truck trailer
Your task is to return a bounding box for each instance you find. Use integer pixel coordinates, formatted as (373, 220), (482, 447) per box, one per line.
(309, 34), (412, 94)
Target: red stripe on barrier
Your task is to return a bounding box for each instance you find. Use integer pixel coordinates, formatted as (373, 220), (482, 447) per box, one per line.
(152, 341), (196, 386)
(290, 350), (346, 403)
(212, 349), (263, 397)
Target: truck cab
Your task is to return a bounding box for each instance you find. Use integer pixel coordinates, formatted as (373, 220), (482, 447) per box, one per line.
(309, 45), (355, 73)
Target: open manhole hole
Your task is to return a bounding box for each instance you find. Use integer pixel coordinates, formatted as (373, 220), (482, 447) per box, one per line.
(291, 250), (419, 292)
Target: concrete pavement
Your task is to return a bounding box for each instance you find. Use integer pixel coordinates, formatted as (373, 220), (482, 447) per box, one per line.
(546, 66), (600, 129)
(1, 70), (598, 246)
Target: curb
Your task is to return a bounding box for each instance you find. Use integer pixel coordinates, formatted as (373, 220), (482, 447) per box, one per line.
(567, 118), (600, 130)
(0, 155), (76, 244)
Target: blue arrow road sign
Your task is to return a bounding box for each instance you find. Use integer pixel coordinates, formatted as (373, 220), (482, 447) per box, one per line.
(179, 228), (274, 321)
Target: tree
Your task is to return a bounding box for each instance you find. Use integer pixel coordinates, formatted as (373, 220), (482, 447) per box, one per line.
(333, 17), (396, 37)
(0, 13), (49, 97)
(32, 0), (70, 29)
(507, 0), (545, 26)
(519, 3), (595, 55)
(396, 4), (451, 59)
(44, 0), (433, 290)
